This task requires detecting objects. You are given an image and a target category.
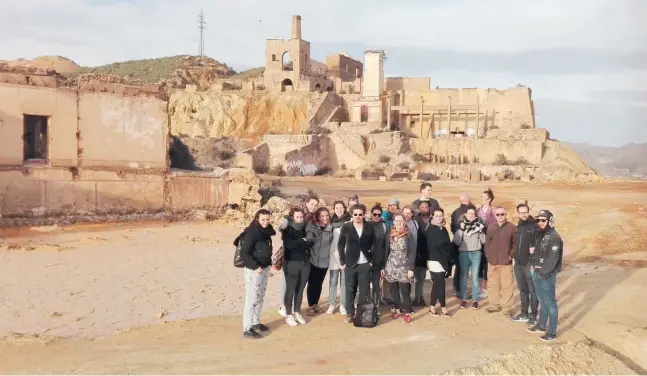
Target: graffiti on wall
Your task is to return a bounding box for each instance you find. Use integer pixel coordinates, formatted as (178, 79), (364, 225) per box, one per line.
(286, 158), (317, 176)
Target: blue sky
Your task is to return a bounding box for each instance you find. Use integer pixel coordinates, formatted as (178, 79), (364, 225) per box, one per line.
(1, 0), (645, 146)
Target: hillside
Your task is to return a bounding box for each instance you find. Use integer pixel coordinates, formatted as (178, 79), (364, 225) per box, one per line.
(567, 142), (647, 179)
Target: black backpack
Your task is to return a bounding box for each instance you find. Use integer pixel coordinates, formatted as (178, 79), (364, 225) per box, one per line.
(233, 230), (246, 268)
(353, 295), (379, 328)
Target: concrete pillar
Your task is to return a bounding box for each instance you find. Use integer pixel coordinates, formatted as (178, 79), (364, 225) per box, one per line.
(386, 93), (392, 129)
(419, 97), (424, 138)
(447, 96), (452, 138)
(291, 15), (302, 39)
(476, 96), (480, 138)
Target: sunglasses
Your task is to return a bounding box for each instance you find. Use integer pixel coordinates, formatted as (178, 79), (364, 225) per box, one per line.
(537, 218), (548, 223)
(372, 212), (381, 217)
(495, 213), (506, 217)
(352, 213), (364, 217)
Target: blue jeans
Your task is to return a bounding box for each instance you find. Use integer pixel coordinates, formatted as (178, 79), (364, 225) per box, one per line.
(534, 272), (558, 334)
(328, 269), (346, 307)
(459, 251), (481, 302)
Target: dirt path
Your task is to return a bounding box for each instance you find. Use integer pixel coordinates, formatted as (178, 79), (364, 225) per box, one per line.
(0, 179), (645, 374)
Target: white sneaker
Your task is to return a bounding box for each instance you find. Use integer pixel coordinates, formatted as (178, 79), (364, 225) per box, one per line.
(278, 306), (287, 318)
(339, 305), (348, 315)
(294, 312), (307, 325)
(285, 315), (298, 326)
(326, 305), (336, 315)
(479, 289), (488, 299)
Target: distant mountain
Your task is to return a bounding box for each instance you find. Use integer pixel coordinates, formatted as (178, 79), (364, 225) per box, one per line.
(566, 142), (647, 180)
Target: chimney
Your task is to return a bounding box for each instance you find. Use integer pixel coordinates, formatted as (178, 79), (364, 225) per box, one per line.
(291, 15), (302, 39)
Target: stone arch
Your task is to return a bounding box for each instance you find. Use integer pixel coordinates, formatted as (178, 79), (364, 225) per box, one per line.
(282, 51), (293, 71)
(281, 78), (294, 92)
(360, 105), (369, 122)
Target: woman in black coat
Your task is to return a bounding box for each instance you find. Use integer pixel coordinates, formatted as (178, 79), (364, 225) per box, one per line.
(425, 207), (453, 317)
(282, 207), (314, 327)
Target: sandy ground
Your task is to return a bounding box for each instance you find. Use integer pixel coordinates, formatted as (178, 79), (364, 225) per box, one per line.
(0, 178), (646, 374)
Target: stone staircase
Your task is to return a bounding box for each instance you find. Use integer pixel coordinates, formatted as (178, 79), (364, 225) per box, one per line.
(302, 92), (342, 130)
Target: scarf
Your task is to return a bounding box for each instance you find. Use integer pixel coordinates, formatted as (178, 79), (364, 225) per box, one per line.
(390, 224), (409, 239)
(332, 212), (351, 223)
(289, 221), (306, 232)
(462, 217), (484, 236)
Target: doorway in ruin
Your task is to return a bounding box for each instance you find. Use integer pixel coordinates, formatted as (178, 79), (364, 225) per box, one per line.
(281, 51), (293, 71)
(314, 83), (321, 92)
(360, 105), (368, 122)
(23, 114), (48, 163)
(281, 78), (294, 92)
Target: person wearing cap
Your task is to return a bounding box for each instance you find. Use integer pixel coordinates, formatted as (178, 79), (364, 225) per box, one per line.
(382, 198), (400, 231)
(527, 209), (563, 342)
(412, 182), (440, 212)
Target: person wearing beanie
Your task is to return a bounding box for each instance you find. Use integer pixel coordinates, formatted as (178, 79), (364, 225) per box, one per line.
(527, 209), (563, 342)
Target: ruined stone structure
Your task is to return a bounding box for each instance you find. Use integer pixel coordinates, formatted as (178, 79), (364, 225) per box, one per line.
(0, 68), (234, 216)
(264, 15), (362, 93)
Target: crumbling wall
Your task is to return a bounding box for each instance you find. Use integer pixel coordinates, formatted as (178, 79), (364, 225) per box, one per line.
(410, 138), (543, 165)
(78, 91), (167, 169)
(169, 90), (320, 141)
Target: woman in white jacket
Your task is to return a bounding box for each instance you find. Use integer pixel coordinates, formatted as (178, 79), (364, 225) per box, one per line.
(326, 201), (351, 315)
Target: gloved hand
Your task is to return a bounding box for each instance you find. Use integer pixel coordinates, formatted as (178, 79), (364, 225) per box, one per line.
(407, 270), (414, 279)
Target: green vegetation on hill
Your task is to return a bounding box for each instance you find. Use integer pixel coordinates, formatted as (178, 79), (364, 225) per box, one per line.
(229, 67), (265, 81)
(74, 55), (235, 83)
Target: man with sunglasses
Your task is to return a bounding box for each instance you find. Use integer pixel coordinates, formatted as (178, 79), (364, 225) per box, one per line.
(369, 205), (390, 306)
(484, 206), (517, 315)
(527, 210), (563, 342)
(338, 204), (376, 323)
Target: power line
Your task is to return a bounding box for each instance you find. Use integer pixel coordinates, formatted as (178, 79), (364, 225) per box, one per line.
(197, 10), (206, 56)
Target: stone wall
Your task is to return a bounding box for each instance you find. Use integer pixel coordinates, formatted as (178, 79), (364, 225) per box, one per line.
(385, 77), (430, 91)
(410, 138), (544, 165)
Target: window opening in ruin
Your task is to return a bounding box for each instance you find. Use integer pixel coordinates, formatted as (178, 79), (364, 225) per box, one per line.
(23, 114), (48, 163)
(410, 120), (416, 128)
(282, 51), (293, 71)
(393, 93), (401, 106)
(271, 54), (277, 62)
(345, 64), (349, 72)
(305, 54), (308, 61)
(314, 83), (321, 92)
(360, 105), (369, 122)
(281, 78), (294, 92)
(355, 67), (361, 78)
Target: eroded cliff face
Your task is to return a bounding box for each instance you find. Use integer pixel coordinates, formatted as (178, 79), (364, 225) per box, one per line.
(169, 90), (321, 141)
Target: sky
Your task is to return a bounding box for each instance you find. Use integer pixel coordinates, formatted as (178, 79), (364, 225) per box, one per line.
(1, 0), (646, 147)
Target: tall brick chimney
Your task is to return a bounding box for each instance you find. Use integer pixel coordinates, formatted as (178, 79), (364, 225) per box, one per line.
(291, 15), (302, 39)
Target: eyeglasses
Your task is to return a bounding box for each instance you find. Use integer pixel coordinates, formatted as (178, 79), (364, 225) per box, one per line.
(352, 213), (364, 217)
(372, 212), (381, 217)
(495, 213), (506, 217)
(537, 218), (548, 223)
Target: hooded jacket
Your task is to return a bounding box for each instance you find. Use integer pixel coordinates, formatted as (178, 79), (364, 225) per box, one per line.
(485, 221), (517, 265)
(425, 223), (453, 271)
(282, 222), (313, 262)
(329, 213), (350, 270)
(370, 219), (389, 269)
(532, 210), (563, 278)
(306, 221), (334, 268)
(238, 220), (277, 270)
(515, 216), (538, 266)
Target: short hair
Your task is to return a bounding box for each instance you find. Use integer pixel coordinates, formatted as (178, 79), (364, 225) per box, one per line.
(350, 203), (366, 214)
(370, 205), (383, 214)
(402, 205), (414, 213)
(494, 206), (507, 213)
(418, 200), (431, 208)
(289, 207), (305, 218)
(348, 195), (359, 202)
(419, 182), (432, 192)
(306, 196), (319, 204)
(432, 207), (444, 216)
(254, 208), (272, 221)
(516, 203), (530, 212)
(393, 213), (405, 222)
(465, 204), (477, 213)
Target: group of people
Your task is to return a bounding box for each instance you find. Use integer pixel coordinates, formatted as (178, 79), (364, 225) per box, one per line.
(238, 182), (564, 343)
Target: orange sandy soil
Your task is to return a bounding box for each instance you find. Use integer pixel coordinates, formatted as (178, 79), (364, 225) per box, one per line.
(0, 178), (646, 374)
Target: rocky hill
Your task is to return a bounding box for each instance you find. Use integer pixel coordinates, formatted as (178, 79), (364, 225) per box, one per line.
(567, 142), (647, 180)
(0, 56), (80, 74)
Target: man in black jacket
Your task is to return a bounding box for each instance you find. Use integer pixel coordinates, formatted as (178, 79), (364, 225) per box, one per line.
(369, 205), (390, 306)
(527, 209), (563, 342)
(338, 204), (376, 323)
(511, 203), (539, 325)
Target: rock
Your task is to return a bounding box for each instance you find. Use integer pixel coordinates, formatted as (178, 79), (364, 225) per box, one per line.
(156, 312), (166, 319)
